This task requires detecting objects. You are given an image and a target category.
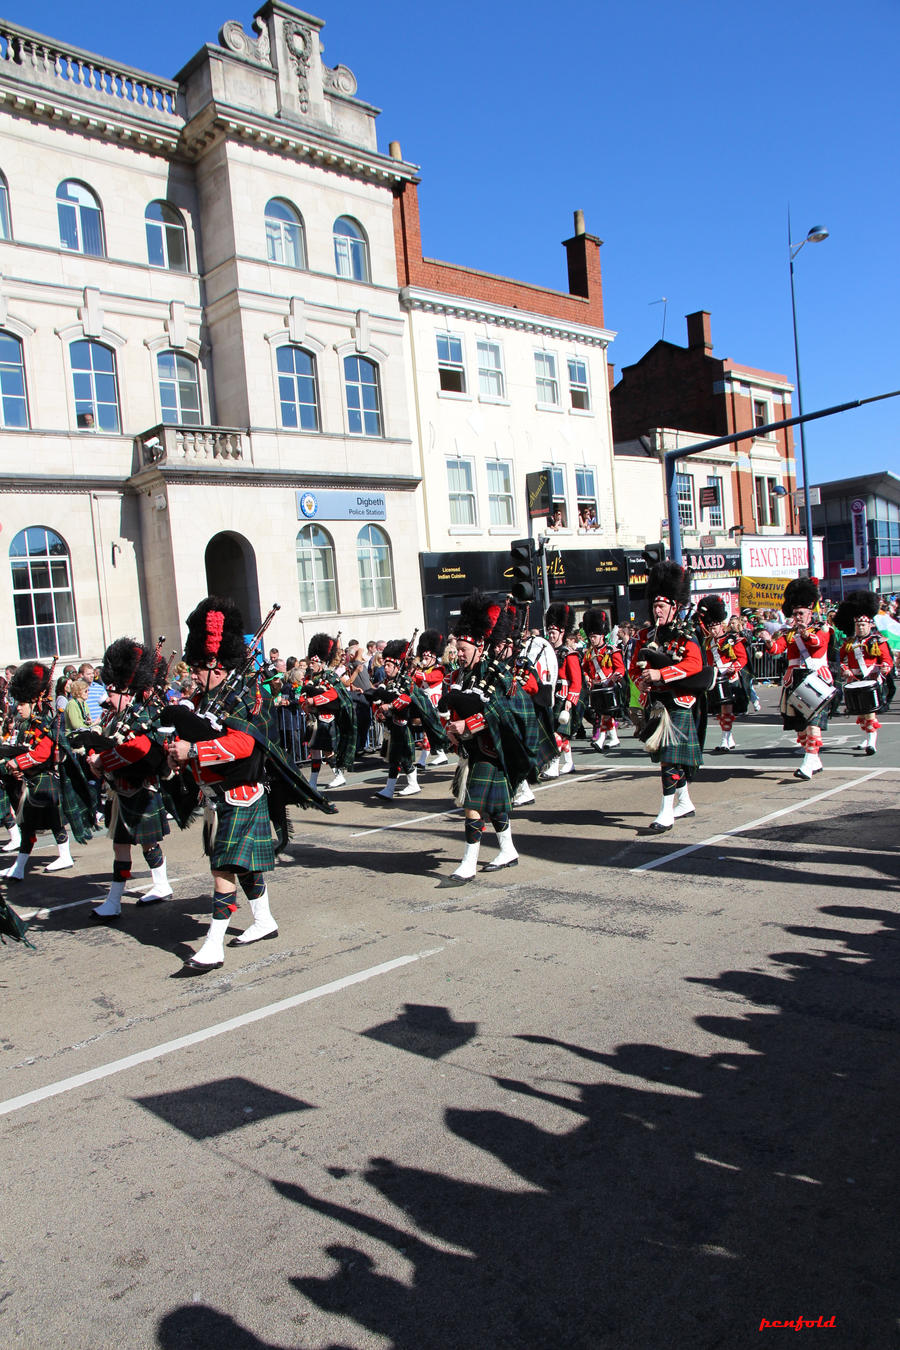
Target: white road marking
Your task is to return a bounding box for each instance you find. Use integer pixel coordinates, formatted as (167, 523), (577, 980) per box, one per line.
(349, 765), (649, 837)
(631, 769), (886, 873)
(0, 947), (444, 1118)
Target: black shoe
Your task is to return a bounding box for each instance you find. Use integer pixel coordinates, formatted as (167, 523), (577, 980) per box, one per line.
(227, 929), (279, 947)
(482, 858), (518, 872)
(794, 768), (812, 780)
(644, 821), (672, 833)
(173, 957), (224, 976)
(90, 909), (121, 923)
(865, 746), (876, 756)
(438, 874), (472, 888)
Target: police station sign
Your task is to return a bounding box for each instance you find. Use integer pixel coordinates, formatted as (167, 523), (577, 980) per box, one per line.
(297, 489), (386, 521)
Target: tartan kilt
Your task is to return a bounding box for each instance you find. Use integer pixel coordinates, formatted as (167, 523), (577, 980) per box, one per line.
(463, 758), (511, 817)
(110, 785), (170, 847)
(19, 769), (61, 835)
(0, 776), (12, 822)
(387, 720), (415, 770)
(206, 792), (275, 873)
(650, 702), (703, 771)
(309, 716), (335, 754)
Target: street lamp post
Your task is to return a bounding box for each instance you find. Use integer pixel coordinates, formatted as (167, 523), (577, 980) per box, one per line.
(789, 216), (829, 576)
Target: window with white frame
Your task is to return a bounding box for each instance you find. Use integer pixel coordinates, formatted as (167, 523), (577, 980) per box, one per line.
(534, 351), (559, 405)
(0, 171), (10, 241)
(344, 355), (382, 436)
(10, 526), (79, 659)
(357, 524), (395, 609)
(333, 216), (369, 281)
(476, 340), (505, 399)
(436, 333), (466, 394)
(70, 340), (119, 432)
(544, 464), (568, 529)
(447, 457), (477, 526)
(145, 201), (188, 271)
(157, 351), (201, 425)
(486, 460), (515, 527)
(575, 467), (599, 530)
(755, 475), (780, 527)
(567, 356), (591, 410)
(753, 397), (772, 435)
(0, 331), (29, 428)
(296, 524), (337, 613)
(277, 345), (319, 431)
(265, 198), (306, 269)
(675, 472), (694, 529)
(57, 180), (104, 257)
(706, 474), (724, 529)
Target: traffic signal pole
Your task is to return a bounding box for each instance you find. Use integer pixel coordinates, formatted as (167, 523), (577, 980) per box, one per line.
(665, 389), (900, 565)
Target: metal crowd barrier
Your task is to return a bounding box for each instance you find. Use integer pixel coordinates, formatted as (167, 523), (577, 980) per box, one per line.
(747, 641), (785, 684)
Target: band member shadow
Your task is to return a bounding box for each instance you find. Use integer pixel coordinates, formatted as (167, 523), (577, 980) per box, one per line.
(150, 902), (900, 1349)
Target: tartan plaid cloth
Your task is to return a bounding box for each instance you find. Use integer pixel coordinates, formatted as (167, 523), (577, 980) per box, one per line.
(462, 755), (511, 817)
(649, 702), (703, 770)
(386, 718), (415, 771)
(205, 791), (275, 873)
(110, 785), (170, 847)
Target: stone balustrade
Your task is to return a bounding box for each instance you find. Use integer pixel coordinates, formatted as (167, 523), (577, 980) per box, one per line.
(0, 21), (180, 123)
(138, 425), (246, 467)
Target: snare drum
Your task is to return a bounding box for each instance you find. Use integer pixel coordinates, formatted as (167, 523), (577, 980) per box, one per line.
(843, 679), (882, 716)
(590, 683), (622, 717)
(786, 670), (833, 720)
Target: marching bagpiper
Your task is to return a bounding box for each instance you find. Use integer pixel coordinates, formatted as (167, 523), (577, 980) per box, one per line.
(541, 603), (583, 777)
(762, 578), (833, 780)
(581, 608), (626, 752)
(300, 634), (356, 790)
(412, 630), (449, 769)
(82, 639), (176, 921)
(835, 591), (893, 755)
(369, 637), (448, 799)
(440, 594), (541, 883)
(629, 562), (706, 831)
(700, 596), (750, 753)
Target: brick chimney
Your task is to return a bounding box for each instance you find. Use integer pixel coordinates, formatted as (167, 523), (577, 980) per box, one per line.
(562, 209), (604, 323)
(686, 310), (712, 353)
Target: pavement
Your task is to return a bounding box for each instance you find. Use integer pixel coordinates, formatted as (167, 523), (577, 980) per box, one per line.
(1, 685), (898, 1350)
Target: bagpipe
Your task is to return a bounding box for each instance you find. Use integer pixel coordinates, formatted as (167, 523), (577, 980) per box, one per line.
(163, 605), (280, 744)
(635, 616), (715, 697)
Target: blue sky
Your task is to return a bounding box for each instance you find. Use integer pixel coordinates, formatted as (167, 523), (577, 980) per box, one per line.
(12, 0), (899, 484)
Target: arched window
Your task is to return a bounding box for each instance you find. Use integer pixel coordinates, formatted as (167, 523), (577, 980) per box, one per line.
(343, 355), (382, 436)
(0, 331), (29, 428)
(70, 340), (120, 432)
(356, 524), (395, 610)
(296, 524), (337, 614)
(265, 198), (306, 269)
(145, 200), (187, 271)
(157, 351), (201, 425)
(333, 216), (369, 281)
(276, 345), (319, 430)
(10, 526), (79, 659)
(57, 180), (104, 257)
(0, 171), (10, 241)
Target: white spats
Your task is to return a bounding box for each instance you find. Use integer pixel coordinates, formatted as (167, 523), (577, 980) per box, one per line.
(92, 879), (126, 919)
(540, 757), (560, 780)
(45, 840), (73, 872)
(141, 861), (173, 902)
(397, 770), (421, 796)
(673, 785), (695, 819)
(452, 839), (481, 880)
(650, 795), (676, 831)
(417, 747), (429, 769)
(188, 916), (231, 968)
(559, 747), (574, 775)
(511, 781), (535, 806)
(484, 826), (518, 871)
(231, 887), (278, 945)
(795, 752), (821, 780)
(2, 824), (21, 853)
(2, 852), (28, 881)
(329, 770), (346, 789)
(429, 750), (449, 767)
(377, 778), (396, 800)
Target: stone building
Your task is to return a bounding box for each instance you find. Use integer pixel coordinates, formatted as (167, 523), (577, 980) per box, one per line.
(0, 3), (424, 662)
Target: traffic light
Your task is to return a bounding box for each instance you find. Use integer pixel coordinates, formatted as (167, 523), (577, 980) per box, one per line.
(509, 537), (538, 602)
(642, 542), (666, 569)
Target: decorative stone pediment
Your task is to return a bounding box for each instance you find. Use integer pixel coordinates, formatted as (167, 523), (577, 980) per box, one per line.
(219, 17), (271, 66)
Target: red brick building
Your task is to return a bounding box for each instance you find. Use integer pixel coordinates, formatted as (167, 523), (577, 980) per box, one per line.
(611, 311), (799, 542)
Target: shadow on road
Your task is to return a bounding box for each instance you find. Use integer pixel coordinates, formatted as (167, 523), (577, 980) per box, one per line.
(154, 901), (899, 1349)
